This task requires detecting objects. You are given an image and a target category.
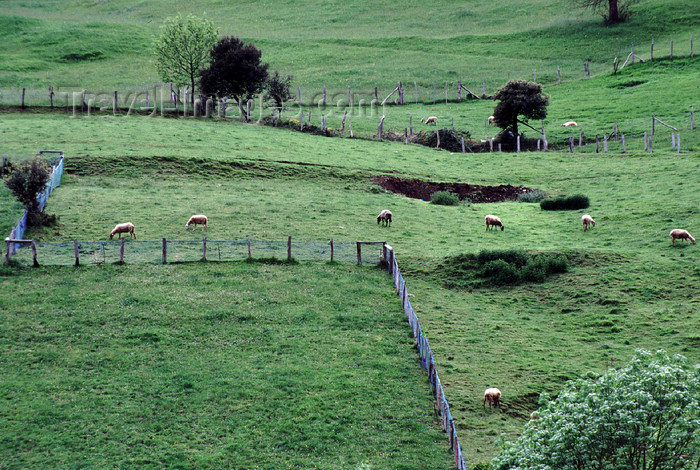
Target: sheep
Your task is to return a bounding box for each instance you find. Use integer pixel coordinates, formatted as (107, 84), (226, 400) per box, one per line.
(186, 214), (208, 232)
(582, 214), (596, 232)
(483, 388), (501, 408)
(561, 121), (578, 127)
(422, 116), (438, 125)
(669, 229), (695, 245)
(485, 214), (504, 231)
(377, 209), (392, 227)
(488, 115), (495, 126)
(110, 222), (135, 240)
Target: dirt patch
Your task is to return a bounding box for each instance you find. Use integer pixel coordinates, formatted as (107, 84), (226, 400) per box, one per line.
(373, 176), (537, 203)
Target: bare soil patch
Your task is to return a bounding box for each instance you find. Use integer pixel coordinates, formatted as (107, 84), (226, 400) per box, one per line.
(373, 176), (536, 203)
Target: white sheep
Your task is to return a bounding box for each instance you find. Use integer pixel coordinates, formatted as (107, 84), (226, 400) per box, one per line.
(582, 214), (596, 232)
(422, 116), (438, 125)
(186, 214), (208, 232)
(561, 121), (578, 127)
(483, 388), (501, 408)
(110, 222), (135, 240)
(488, 115), (495, 126)
(377, 209), (392, 227)
(669, 229), (695, 245)
(485, 214), (504, 231)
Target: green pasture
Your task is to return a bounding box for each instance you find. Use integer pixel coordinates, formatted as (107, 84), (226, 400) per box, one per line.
(1, 107), (698, 466)
(1, 0), (699, 100)
(0, 262), (455, 469)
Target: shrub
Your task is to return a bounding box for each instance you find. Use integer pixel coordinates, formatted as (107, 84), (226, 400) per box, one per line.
(479, 259), (521, 285)
(521, 262), (547, 283)
(540, 194), (589, 210)
(430, 190), (460, 206)
(477, 250), (528, 268)
(517, 189), (547, 203)
(4, 156), (51, 214)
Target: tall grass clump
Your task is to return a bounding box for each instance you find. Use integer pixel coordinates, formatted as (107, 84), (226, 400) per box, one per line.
(517, 189), (547, 203)
(431, 190), (460, 206)
(540, 194), (590, 210)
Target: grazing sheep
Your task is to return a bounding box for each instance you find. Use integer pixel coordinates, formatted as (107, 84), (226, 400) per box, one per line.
(377, 210), (392, 227)
(186, 214), (208, 232)
(582, 214), (596, 232)
(110, 222), (135, 240)
(485, 214), (504, 231)
(483, 388), (501, 408)
(488, 115), (496, 126)
(670, 229), (695, 245)
(561, 121), (578, 127)
(422, 116), (438, 125)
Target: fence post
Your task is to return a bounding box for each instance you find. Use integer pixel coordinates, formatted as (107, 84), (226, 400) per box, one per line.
(287, 235), (292, 262)
(409, 115), (413, 136)
(202, 236), (207, 261)
(603, 135), (608, 152)
(21, 88), (26, 108)
(691, 107), (695, 130)
(621, 134), (626, 153)
(49, 86), (54, 108)
(31, 240), (38, 267)
(649, 137), (653, 154)
(113, 91), (118, 114)
(517, 135), (520, 153)
(579, 130), (583, 147)
(162, 238), (167, 264)
(330, 238), (334, 262)
(461, 137), (466, 153)
(247, 236), (252, 260)
(120, 238), (125, 263)
(356, 242), (361, 265)
(74, 238), (79, 266)
(569, 136), (574, 153)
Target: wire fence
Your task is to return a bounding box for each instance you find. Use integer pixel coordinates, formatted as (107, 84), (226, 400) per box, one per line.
(6, 152), (64, 256)
(6, 238), (387, 267)
(384, 244), (468, 470)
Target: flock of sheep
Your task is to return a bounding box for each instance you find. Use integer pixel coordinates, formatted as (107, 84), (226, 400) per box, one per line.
(109, 215), (208, 240)
(421, 115), (580, 128)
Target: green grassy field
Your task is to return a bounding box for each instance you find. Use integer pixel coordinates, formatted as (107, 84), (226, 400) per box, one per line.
(1, 0), (699, 468)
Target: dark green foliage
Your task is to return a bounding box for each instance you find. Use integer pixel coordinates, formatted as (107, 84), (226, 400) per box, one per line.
(414, 128), (471, 152)
(200, 36), (269, 107)
(430, 190), (460, 206)
(492, 80), (549, 138)
(479, 259), (521, 285)
(265, 71), (294, 109)
(540, 194), (590, 210)
(517, 189), (547, 203)
(4, 156), (50, 214)
(439, 251), (569, 288)
(477, 249), (528, 268)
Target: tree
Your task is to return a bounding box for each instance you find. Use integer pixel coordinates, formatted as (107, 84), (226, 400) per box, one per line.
(492, 349), (700, 470)
(4, 157), (50, 216)
(492, 80), (548, 140)
(153, 14), (218, 107)
(578, 0), (639, 24)
(265, 71), (293, 110)
(199, 36), (269, 115)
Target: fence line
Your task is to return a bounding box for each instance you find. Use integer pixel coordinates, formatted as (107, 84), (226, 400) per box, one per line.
(383, 243), (468, 470)
(6, 152), (64, 256)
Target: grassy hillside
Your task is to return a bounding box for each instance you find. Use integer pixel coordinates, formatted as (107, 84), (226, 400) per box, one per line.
(0, 0), (698, 97)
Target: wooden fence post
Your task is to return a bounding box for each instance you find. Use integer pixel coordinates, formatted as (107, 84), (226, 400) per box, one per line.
(322, 85), (326, 106)
(691, 107), (695, 130)
(596, 135), (600, 153)
(287, 235), (292, 262)
(533, 69), (536, 82)
(120, 238), (125, 264)
(579, 130), (583, 147)
(414, 81), (418, 104)
(330, 238), (334, 262)
(162, 238), (167, 264)
(652, 113), (655, 135)
(31, 240), (38, 267)
(4, 239), (10, 265)
(457, 80), (462, 101)
(436, 129), (440, 149)
(404, 128), (408, 144)
(74, 238), (79, 266)
(377, 116), (384, 141)
(517, 135), (521, 153)
(21, 88), (26, 108)
(461, 137), (465, 153)
(113, 91), (118, 114)
(49, 86), (54, 108)
(621, 134), (626, 153)
(603, 135), (608, 152)
(374, 85), (378, 104)
(202, 237), (207, 261)
(569, 136), (574, 153)
(356, 242), (362, 265)
(671, 133), (676, 149)
(409, 115), (413, 135)
(247, 236), (252, 260)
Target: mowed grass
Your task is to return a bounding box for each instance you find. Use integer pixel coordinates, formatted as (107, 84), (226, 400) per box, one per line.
(1, 107), (698, 464)
(0, 262), (454, 470)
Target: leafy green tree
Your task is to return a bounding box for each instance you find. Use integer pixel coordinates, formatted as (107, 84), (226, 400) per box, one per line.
(199, 36), (269, 115)
(578, 0), (639, 24)
(153, 14), (218, 107)
(492, 349), (700, 470)
(492, 80), (548, 139)
(4, 157), (50, 215)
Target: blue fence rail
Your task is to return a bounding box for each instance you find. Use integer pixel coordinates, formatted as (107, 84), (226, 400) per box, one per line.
(6, 152), (64, 255)
(384, 244), (468, 470)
